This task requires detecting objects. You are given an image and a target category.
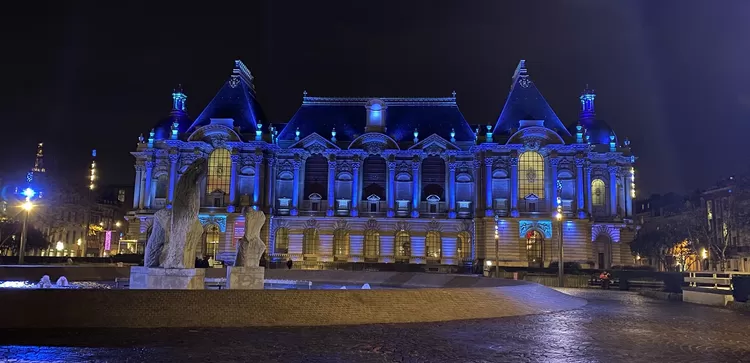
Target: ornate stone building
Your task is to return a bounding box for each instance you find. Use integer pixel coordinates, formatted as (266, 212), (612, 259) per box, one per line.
(127, 60), (638, 269)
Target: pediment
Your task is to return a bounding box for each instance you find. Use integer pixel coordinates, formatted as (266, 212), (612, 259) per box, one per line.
(507, 126), (565, 147)
(409, 134), (460, 153)
(288, 132), (340, 153)
(188, 124), (242, 143)
(348, 132), (400, 154)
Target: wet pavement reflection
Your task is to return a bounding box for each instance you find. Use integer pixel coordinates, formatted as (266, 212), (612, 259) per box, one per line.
(2, 289), (750, 362)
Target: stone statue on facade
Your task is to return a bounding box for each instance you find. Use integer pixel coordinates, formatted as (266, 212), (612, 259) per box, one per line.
(131, 158), (208, 289)
(226, 208), (267, 289)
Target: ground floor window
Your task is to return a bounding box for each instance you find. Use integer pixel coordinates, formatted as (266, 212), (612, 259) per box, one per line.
(204, 224), (220, 258)
(526, 230), (544, 268)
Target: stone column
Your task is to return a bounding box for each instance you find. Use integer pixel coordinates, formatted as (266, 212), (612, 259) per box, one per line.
(484, 157), (493, 217)
(266, 158), (276, 213)
(576, 158), (586, 219)
(143, 161), (154, 209)
(253, 155), (263, 208)
(411, 160), (420, 218)
(350, 159), (361, 217)
(448, 160), (457, 218)
(291, 159), (301, 216)
(327, 160), (336, 217)
(608, 165), (619, 216)
(387, 161), (396, 217)
(133, 164), (143, 209)
(625, 169), (633, 217)
(472, 159), (481, 216)
(168, 153), (179, 204)
(227, 154), (239, 212)
(509, 156), (519, 217)
(549, 157), (559, 211)
(585, 161), (593, 216)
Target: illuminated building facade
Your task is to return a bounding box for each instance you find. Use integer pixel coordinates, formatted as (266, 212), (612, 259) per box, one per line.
(128, 60), (637, 269)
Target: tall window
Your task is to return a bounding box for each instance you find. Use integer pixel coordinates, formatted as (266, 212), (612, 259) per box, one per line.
(207, 148), (232, 195)
(526, 230), (543, 268)
(333, 229), (350, 256)
(518, 151), (545, 199)
(457, 231), (471, 260)
(155, 174), (169, 199)
(302, 228), (319, 255)
(275, 228), (289, 254)
(204, 224), (220, 258)
(591, 179), (605, 206)
(395, 231), (411, 260)
(425, 231), (442, 259)
(364, 230), (380, 258)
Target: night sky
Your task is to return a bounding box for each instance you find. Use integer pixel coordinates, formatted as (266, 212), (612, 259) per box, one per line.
(1, 1), (748, 197)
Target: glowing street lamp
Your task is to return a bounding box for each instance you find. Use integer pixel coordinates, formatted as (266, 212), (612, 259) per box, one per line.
(115, 221), (122, 228)
(18, 194), (35, 264)
(556, 196), (564, 288)
(55, 241), (64, 251)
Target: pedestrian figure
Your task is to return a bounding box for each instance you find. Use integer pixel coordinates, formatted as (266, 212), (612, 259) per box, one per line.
(599, 271), (611, 290)
(286, 258), (293, 270)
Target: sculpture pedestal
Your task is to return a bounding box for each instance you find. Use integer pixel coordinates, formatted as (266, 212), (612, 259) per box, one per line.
(226, 266), (264, 290)
(129, 266), (205, 290)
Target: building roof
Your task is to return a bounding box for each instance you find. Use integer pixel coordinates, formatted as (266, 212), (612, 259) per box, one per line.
(187, 60), (267, 133)
(493, 60), (572, 138)
(277, 95), (475, 143)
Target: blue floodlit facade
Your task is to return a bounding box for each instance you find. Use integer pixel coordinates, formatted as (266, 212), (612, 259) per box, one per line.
(128, 60), (638, 269)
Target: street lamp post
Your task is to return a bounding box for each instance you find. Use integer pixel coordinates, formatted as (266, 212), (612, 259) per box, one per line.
(556, 197), (564, 287)
(18, 200), (33, 264)
(494, 215), (500, 277)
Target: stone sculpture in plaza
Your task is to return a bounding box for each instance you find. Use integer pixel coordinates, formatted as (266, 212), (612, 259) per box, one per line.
(131, 158), (208, 289)
(226, 208), (267, 289)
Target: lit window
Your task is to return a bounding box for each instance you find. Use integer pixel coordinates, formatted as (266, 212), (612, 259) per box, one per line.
(206, 148), (232, 195)
(364, 230), (380, 258)
(425, 231), (442, 259)
(457, 231), (471, 260)
(204, 224), (220, 258)
(395, 231), (411, 260)
(518, 152), (545, 199)
(302, 228), (319, 255)
(333, 229), (349, 256)
(592, 179), (605, 206)
(275, 228), (289, 254)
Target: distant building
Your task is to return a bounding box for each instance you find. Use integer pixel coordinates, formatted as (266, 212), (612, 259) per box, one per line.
(128, 60), (638, 269)
(702, 176), (750, 272)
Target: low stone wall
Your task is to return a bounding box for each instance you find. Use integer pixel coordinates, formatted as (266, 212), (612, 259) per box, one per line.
(264, 269), (528, 288)
(0, 265), (131, 282)
(0, 283), (586, 329)
(682, 287), (733, 306)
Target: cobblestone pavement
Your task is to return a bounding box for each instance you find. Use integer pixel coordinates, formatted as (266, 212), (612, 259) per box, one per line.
(3, 289), (750, 363)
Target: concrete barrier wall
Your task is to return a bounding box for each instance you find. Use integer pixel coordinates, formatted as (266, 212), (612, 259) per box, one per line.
(0, 284), (586, 329)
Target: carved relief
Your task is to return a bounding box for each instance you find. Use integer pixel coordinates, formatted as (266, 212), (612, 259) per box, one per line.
(304, 218), (318, 230)
(393, 221), (411, 234)
(332, 219), (350, 232)
(426, 219), (443, 232)
(365, 218), (379, 231)
(518, 220), (553, 239)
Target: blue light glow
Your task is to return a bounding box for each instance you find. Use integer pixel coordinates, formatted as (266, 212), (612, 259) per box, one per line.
(21, 188), (36, 199)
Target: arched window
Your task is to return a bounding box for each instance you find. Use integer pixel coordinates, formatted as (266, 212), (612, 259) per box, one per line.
(457, 231), (471, 260)
(518, 151), (545, 199)
(592, 179), (605, 206)
(394, 231), (411, 260)
(425, 231), (442, 259)
(274, 228), (289, 254)
(364, 230), (380, 258)
(333, 229), (349, 256)
(154, 174), (169, 199)
(526, 230), (544, 268)
(204, 224), (220, 258)
(302, 228), (319, 255)
(206, 148), (232, 195)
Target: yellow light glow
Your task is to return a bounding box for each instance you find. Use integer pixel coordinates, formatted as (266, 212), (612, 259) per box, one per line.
(115, 221), (121, 228)
(55, 241), (64, 251)
(21, 201), (33, 211)
(77, 238), (82, 246)
(485, 260), (493, 266)
(556, 212), (562, 221)
(99, 221), (104, 226)
(701, 248), (708, 260)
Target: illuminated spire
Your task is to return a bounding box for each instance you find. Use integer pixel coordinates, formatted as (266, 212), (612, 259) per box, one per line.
(579, 85), (596, 120)
(171, 84), (187, 113)
(32, 142), (45, 174)
(89, 149), (97, 191)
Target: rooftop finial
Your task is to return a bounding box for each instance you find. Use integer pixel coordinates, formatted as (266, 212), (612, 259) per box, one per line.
(579, 85), (596, 119)
(172, 85), (187, 112)
(451, 90), (456, 98)
(232, 60), (254, 91)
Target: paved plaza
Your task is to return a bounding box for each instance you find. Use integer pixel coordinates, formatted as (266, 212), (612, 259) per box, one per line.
(2, 289), (750, 362)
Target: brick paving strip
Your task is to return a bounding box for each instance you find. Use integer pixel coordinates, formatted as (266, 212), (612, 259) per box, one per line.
(2, 290), (750, 362)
